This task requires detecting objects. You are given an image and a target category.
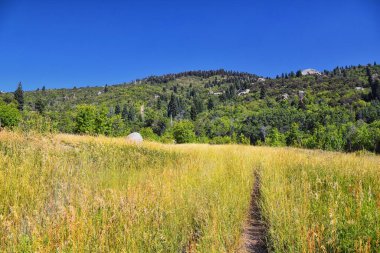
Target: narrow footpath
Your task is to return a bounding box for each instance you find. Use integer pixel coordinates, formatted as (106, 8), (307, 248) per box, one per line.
(238, 171), (268, 253)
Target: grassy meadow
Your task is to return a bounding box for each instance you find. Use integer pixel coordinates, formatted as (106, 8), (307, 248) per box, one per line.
(0, 131), (379, 252)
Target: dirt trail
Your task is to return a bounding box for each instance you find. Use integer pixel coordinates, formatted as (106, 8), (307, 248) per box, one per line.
(237, 171), (268, 253)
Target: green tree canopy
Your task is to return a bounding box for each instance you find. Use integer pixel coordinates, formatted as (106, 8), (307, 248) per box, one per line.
(0, 103), (21, 128)
(173, 120), (195, 144)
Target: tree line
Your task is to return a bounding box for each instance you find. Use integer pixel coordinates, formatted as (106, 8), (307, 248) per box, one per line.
(0, 63), (379, 153)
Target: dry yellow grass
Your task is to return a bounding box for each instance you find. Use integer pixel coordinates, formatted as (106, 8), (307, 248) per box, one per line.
(0, 131), (256, 252)
(0, 131), (379, 252)
(257, 147), (380, 252)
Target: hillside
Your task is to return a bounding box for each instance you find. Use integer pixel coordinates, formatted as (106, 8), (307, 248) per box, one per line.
(1, 64), (380, 152)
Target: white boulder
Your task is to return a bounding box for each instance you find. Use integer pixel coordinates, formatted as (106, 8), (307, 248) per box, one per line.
(126, 132), (143, 144)
(301, 69), (321, 76)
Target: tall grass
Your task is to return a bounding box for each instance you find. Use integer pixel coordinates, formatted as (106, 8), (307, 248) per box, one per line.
(0, 132), (256, 252)
(1, 132), (379, 252)
(258, 148), (380, 252)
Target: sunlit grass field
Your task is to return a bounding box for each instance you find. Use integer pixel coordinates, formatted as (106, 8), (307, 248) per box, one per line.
(0, 131), (379, 252)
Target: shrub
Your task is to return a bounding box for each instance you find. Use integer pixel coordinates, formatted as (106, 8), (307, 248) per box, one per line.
(173, 120), (195, 144)
(239, 134), (251, 145)
(140, 127), (159, 141)
(74, 105), (97, 134)
(0, 103), (21, 128)
(265, 128), (286, 147)
(210, 136), (232, 144)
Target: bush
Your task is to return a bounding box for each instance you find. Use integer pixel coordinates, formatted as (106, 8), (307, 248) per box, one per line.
(21, 112), (56, 133)
(210, 136), (232, 144)
(173, 120), (195, 144)
(74, 105), (97, 134)
(265, 128), (286, 147)
(0, 103), (21, 128)
(140, 127), (159, 141)
(160, 130), (175, 144)
(239, 134), (251, 145)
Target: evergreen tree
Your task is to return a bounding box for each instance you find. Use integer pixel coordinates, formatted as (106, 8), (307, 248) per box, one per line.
(42, 86), (46, 92)
(260, 86), (266, 99)
(193, 96), (204, 113)
(372, 79), (380, 100)
(296, 70), (302, 77)
(128, 106), (136, 121)
(14, 82), (24, 111)
(156, 97), (162, 110)
(207, 98), (214, 110)
(104, 84), (109, 93)
(227, 85), (236, 99)
(167, 93), (179, 118)
(190, 104), (197, 120)
(366, 67), (371, 81)
(122, 104), (128, 121)
(115, 104), (121, 115)
(35, 98), (45, 114)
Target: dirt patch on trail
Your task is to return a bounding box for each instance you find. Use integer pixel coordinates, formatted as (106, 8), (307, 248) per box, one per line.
(237, 171), (268, 253)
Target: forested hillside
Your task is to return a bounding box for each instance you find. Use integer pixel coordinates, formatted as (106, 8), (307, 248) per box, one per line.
(1, 63), (380, 152)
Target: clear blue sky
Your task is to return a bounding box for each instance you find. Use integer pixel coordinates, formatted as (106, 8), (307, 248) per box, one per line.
(0, 0), (379, 91)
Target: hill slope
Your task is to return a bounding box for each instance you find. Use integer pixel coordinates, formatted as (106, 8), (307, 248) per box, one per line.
(1, 64), (380, 152)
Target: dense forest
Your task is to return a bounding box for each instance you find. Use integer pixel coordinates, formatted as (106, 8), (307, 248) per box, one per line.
(1, 63), (380, 153)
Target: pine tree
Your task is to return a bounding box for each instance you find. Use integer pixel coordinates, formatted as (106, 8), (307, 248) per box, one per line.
(128, 106), (136, 121)
(42, 86), (46, 92)
(367, 68), (380, 100)
(156, 97), (162, 110)
(190, 104), (197, 120)
(366, 67), (371, 81)
(227, 85), (236, 99)
(167, 93), (179, 118)
(115, 104), (121, 115)
(193, 96), (203, 113)
(260, 86), (266, 99)
(296, 70), (302, 77)
(104, 84), (109, 93)
(122, 104), (128, 121)
(207, 98), (214, 110)
(35, 98), (45, 114)
(14, 82), (24, 111)
(372, 79), (380, 100)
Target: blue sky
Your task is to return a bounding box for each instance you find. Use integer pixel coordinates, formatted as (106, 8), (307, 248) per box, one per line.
(0, 0), (379, 91)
